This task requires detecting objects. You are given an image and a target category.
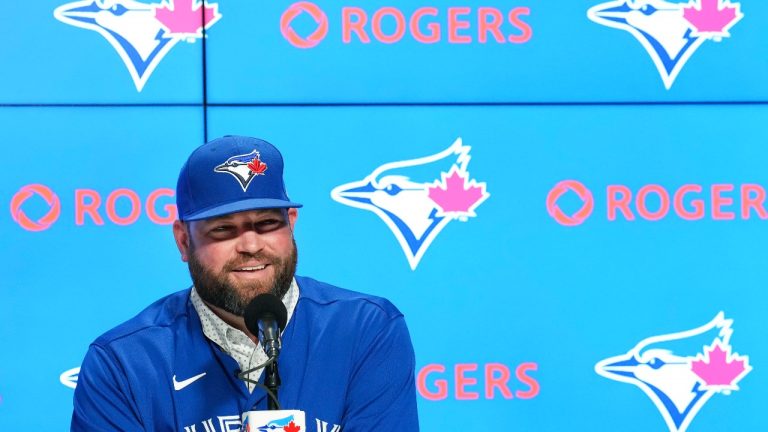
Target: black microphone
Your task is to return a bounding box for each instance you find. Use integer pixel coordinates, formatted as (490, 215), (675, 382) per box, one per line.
(244, 293), (288, 357)
(243, 294), (288, 410)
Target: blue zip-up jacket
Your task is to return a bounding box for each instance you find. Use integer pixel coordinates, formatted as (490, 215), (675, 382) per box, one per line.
(71, 276), (419, 431)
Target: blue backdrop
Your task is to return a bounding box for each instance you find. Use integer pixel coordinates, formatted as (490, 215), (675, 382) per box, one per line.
(1, 1), (765, 431)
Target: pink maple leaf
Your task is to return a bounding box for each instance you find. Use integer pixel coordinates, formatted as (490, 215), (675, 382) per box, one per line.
(683, 0), (741, 36)
(155, 0), (221, 37)
(691, 341), (751, 390)
(427, 167), (488, 217)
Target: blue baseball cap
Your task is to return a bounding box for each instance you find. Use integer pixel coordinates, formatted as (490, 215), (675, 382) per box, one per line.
(176, 136), (302, 221)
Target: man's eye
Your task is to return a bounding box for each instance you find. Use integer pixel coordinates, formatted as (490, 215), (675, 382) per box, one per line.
(211, 226), (234, 233)
(256, 219), (284, 231)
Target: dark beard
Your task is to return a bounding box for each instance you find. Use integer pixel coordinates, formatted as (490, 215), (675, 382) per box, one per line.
(188, 239), (298, 316)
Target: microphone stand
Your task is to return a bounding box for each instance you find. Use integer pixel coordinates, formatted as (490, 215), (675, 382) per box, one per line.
(265, 356), (281, 410)
(243, 298), (288, 412)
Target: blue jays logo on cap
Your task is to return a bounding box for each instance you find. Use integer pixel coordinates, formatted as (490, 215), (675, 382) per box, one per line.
(214, 150), (269, 192)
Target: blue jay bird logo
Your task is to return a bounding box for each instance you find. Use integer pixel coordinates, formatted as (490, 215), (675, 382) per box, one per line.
(331, 138), (489, 270)
(596, 312), (751, 432)
(54, 0), (221, 91)
(214, 150), (268, 192)
(243, 413), (296, 432)
(60, 366), (80, 389)
(587, 0), (743, 89)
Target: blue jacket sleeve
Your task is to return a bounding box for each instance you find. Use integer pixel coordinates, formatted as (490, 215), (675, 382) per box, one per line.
(342, 315), (420, 431)
(71, 344), (144, 432)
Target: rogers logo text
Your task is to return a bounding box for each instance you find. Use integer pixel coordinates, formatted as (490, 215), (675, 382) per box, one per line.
(417, 362), (539, 401)
(10, 185), (177, 231)
(547, 180), (768, 226)
(280, 2), (532, 48)
(10, 184), (62, 232)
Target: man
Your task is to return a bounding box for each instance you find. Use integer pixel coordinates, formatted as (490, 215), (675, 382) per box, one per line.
(71, 136), (419, 431)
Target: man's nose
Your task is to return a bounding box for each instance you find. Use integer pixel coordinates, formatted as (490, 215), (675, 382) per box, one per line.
(235, 230), (264, 254)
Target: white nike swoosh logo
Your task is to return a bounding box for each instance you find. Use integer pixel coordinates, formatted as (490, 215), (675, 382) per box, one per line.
(173, 372), (207, 391)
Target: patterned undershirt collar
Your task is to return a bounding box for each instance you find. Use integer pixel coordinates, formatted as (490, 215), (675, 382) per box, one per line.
(190, 279), (299, 392)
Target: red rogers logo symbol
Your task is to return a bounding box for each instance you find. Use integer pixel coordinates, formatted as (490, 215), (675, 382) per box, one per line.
(281, 1), (329, 48)
(10, 184), (62, 231)
(546, 180), (594, 226)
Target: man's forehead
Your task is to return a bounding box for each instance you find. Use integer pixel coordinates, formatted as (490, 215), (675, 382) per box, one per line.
(195, 208), (287, 224)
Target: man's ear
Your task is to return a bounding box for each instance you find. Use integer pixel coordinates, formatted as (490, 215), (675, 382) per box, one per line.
(287, 208), (298, 232)
(172, 220), (191, 262)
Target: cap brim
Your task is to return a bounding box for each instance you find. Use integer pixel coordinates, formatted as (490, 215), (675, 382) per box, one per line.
(183, 198), (303, 221)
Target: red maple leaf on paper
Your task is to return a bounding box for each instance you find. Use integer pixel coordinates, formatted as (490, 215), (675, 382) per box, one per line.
(683, 0), (742, 37)
(283, 421), (301, 432)
(247, 157), (268, 175)
(427, 167), (488, 218)
(690, 341), (751, 390)
(155, 0), (221, 36)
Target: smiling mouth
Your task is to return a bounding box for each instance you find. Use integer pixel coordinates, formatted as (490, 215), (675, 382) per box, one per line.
(233, 264), (268, 272)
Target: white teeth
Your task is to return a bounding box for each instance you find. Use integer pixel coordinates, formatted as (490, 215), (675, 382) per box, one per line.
(239, 265), (266, 271)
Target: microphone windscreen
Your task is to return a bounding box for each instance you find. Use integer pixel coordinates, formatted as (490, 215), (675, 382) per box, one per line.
(243, 293), (288, 335)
